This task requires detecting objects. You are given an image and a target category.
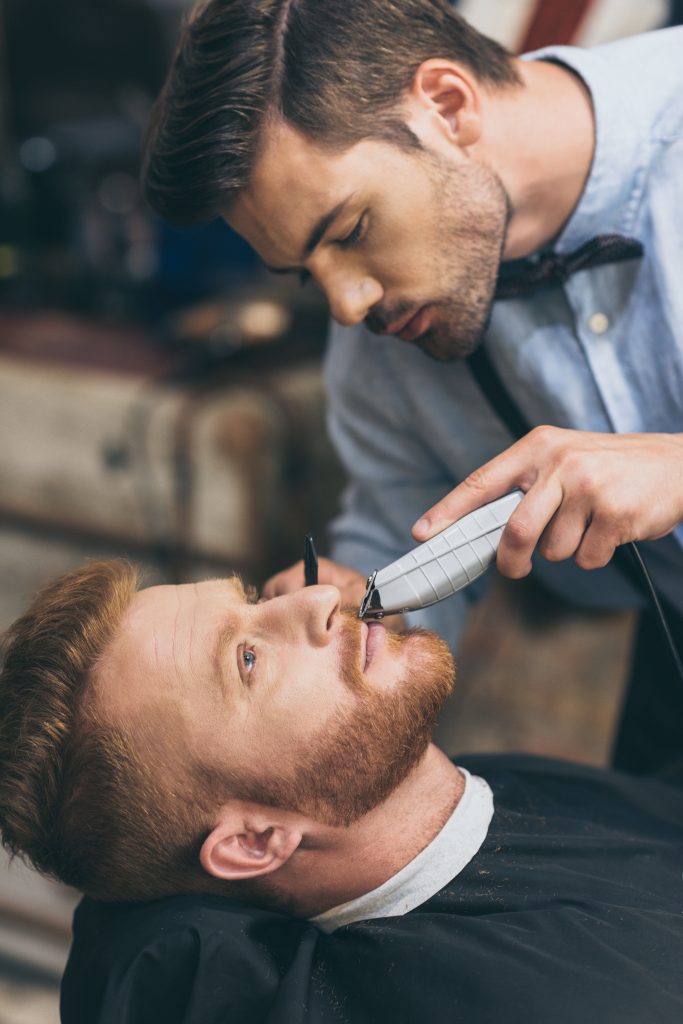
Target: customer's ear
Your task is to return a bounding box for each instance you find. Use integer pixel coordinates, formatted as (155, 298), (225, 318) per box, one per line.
(200, 802), (303, 881)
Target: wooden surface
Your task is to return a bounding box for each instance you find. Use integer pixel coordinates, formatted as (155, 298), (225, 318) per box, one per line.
(434, 575), (636, 767)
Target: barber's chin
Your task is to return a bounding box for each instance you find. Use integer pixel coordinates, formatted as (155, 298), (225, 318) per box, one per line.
(417, 327), (480, 362)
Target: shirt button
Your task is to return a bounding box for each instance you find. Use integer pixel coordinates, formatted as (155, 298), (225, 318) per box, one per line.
(588, 312), (610, 334)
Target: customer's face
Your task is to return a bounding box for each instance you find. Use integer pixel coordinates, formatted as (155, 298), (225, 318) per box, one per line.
(96, 578), (454, 825)
(227, 122), (510, 360)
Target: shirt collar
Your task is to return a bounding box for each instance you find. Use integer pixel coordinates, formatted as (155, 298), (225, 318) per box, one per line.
(521, 44), (646, 254)
(310, 769), (494, 934)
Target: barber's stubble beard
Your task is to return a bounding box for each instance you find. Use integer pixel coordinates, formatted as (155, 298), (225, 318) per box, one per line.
(368, 152), (511, 362)
(234, 613), (455, 829)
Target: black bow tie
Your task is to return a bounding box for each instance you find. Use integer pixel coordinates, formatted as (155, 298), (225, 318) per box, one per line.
(494, 234), (644, 300)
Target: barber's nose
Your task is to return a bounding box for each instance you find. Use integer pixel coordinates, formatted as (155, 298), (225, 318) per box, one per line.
(327, 275), (383, 328)
(289, 585), (341, 646)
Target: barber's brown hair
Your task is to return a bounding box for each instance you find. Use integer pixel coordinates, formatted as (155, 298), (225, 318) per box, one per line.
(142, 0), (520, 225)
(0, 561), (231, 903)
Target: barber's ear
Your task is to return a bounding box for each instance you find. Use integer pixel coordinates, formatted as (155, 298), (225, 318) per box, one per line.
(200, 802), (303, 882)
(406, 59), (482, 148)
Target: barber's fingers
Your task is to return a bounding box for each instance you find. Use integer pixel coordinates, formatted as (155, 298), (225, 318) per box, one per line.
(413, 435), (541, 541)
(262, 558), (367, 600)
(572, 513), (621, 570)
(536, 501), (592, 566)
(337, 576), (369, 609)
(261, 561), (405, 628)
(495, 479), (563, 578)
(262, 561), (306, 599)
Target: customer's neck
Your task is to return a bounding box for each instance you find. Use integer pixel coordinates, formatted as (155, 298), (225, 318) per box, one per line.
(265, 745), (464, 919)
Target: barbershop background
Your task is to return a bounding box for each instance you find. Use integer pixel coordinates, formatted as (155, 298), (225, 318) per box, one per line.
(0, 1), (680, 1020)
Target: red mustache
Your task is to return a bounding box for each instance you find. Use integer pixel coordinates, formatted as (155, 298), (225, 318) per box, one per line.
(338, 608), (365, 688)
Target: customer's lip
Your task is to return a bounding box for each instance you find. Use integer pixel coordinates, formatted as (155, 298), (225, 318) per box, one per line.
(363, 621), (386, 672)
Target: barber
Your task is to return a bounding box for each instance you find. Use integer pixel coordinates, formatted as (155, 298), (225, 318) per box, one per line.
(143, 2), (683, 777)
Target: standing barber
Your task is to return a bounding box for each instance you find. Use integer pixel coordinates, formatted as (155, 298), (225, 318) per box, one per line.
(143, 0), (683, 776)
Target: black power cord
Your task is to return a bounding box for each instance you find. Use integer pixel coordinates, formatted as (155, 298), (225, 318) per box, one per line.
(468, 343), (683, 690)
(629, 541), (683, 686)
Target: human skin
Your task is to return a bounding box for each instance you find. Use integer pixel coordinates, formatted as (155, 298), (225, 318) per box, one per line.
(414, 427), (683, 576)
(225, 56), (683, 588)
(93, 577), (462, 916)
(262, 556), (407, 633)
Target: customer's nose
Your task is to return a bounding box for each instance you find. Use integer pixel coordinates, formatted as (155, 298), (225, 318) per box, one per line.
(288, 585), (341, 646)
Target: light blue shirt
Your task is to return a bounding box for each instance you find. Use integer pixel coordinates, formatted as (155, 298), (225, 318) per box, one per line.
(324, 28), (683, 651)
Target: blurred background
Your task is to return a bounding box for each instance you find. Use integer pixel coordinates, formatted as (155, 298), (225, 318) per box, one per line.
(0, 1), (680, 1020)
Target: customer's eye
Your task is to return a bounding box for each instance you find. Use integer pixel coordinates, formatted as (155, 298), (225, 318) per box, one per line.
(242, 648), (256, 672)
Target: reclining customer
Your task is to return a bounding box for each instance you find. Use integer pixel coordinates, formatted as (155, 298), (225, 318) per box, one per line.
(0, 560), (460, 916)
(1, 561), (682, 1022)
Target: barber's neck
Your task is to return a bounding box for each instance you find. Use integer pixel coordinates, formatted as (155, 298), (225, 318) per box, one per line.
(486, 56), (595, 260)
(262, 744), (464, 919)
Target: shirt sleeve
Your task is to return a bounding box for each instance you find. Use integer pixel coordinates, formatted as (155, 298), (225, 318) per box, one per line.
(323, 321), (487, 652)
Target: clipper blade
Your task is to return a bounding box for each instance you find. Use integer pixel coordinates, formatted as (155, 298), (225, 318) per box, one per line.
(358, 571), (385, 619)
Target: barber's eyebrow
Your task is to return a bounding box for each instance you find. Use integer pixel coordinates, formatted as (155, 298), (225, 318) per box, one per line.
(211, 576), (248, 695)
(265, 194), (356, 274)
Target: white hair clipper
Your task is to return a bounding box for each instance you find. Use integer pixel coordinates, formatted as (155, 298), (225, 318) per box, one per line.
(358, 490), (523, 619)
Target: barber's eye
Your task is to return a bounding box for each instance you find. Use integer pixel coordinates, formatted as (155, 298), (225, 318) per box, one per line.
(338, 214), (367, 250)
(242, 649), (256, 672)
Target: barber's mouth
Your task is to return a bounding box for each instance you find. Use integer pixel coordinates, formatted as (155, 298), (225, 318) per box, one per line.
(388, 307), (431, 343)
(362, 621), (386, 672)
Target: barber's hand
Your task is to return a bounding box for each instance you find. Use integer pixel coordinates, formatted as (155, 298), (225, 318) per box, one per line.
(412, 427), (683, 578)
(263, 557), (366, 604)
(262, 558), (406, 631)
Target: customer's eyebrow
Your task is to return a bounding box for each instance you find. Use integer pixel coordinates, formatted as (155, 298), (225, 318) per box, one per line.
(211, 576), (248, 694)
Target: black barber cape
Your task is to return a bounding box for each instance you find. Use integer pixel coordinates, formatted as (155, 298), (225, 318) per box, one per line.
(61, 755), (683, 1024)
